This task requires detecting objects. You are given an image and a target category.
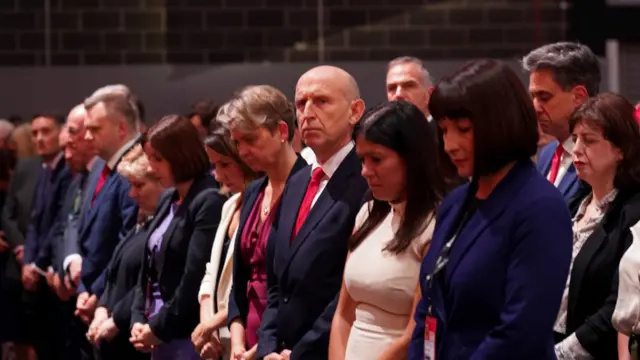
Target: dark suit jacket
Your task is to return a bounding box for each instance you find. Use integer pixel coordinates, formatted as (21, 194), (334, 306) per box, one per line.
(23, 156), (72, 269)
(227, 156), (308, 327)
(50, 173), (86, 276)
(557, 189), (640, 359)
(256, 149), (368, 360)
(536, 140), (582, 203)
(1, 156), (41, 279)
(130, 174), (225, 342)
(77, 157), (138, 296)
(409, 160), (573, 360)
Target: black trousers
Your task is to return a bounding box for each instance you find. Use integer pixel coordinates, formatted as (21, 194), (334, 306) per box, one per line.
(97, 333), (150, 360)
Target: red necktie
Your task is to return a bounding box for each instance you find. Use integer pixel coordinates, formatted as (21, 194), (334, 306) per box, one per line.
(92, 166), (110, 205)
(292, 167), (326, 240)
(548, 145), (564, 184)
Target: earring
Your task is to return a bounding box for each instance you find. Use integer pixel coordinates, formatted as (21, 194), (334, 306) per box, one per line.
(281, 139), (285, 143)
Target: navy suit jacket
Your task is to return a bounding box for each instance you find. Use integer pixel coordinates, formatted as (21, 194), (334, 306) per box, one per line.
(50, 173), (85, 276)
(536, 140), (582, 203)
(130, 174), (225, 342)
(409, 160), (573, 360)
(256, 149), (368, 360)
(227, 155), (308, 327)
(23, 157), (72, 269)
(77, 158), (137, 296)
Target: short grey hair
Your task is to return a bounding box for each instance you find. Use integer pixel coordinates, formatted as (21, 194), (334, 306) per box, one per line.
(387, 56), (432, 86)
(84, 84), (140, 130)
(522, 42), (601, 97)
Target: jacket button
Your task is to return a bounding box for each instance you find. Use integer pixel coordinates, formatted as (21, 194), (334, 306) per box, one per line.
(283, 297), (289, 304)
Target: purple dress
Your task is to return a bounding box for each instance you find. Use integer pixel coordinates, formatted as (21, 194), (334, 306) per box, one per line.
(239, 191), (276, 348)
(146, 203), (201, 360)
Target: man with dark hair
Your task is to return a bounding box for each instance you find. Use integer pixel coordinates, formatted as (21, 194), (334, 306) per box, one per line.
(188, 100), (219, 140)
(523, 41), (600, 202)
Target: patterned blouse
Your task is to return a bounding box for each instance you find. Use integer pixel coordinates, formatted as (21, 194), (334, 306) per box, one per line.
(554, 189), (618, 360)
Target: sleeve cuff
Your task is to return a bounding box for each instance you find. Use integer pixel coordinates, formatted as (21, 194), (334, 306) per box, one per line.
(555, 333), (595, 360)
(63, 254), (81, 272)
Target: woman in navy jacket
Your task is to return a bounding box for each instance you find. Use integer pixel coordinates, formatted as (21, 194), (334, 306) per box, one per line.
(408, 60), (573, 360)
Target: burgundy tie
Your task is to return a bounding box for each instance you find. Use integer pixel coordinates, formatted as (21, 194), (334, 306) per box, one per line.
(292, 167), (326, 241)
(92, 166), (110, 205)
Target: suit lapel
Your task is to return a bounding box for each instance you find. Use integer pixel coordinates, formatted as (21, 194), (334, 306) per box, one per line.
(83, 172), (118, 229)
(445, 161), (534, 280)
(283, 150), (360, 270)
(558, 164), (578, 198)
(538, 141), (557, 176)
(78, 161), (104, 237)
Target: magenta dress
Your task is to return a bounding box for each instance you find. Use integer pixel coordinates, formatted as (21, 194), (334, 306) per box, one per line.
(239, 191), (276, 348)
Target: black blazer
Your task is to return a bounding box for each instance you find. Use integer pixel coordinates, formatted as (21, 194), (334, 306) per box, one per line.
(131, 174), (225, 342)
(561, 189), (640, 359)
(227, 155), (308, 327)
(100, 209), (153, 332)
(256, 149), (368, 360)
(1, 156), (41, 279)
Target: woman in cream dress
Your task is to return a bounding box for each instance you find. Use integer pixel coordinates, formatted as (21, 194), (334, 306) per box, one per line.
(191, 127), (261, 359)
(329, 101), (451, 360)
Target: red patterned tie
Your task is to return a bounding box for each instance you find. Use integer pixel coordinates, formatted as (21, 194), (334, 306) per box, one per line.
(92, 166), (110, 205)
(292, 167), (326, 240)
(548, 145), (564, 184)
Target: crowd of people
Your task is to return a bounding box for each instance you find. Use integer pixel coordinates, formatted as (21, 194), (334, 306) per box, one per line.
(1, 41), (640, 360)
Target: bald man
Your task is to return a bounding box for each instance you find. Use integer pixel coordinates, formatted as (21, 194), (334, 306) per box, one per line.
(256, 66), (369, 360)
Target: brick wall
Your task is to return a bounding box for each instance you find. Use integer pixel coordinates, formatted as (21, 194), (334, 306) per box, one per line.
(0, 0), (565, 66)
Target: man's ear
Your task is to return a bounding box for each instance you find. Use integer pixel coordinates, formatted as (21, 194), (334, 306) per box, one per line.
(349, 99), (366, 126)
(572, 85), (589, 106)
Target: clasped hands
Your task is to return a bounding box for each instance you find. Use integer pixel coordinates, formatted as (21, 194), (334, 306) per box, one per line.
(86, 307), (119, 345)
(264, 349), (291, 360)
(130, 322), (162, 353)
(191, 321), (224, 359)
(75, 291), (98, 324)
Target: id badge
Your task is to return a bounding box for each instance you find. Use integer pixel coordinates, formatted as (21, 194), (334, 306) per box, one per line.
(424, 315), (437, 360)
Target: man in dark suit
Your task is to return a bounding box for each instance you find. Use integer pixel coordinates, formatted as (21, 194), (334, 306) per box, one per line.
(257, 66), (369, 360)
(21, 113), (72, 290)
(64, 85), (139, 326)
(386, 56), (434, 122)
(523, 42), (601, 202)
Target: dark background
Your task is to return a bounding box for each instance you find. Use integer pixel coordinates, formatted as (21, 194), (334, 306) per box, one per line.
(0, 0), (577, 66)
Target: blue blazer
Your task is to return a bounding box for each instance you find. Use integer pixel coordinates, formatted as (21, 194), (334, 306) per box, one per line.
(77, 158), (138, 296)
(23, 157), (72, 269)
(256, 149), (368, 360)
(536, 140), (582, 203)
(409, 160), (573, 360)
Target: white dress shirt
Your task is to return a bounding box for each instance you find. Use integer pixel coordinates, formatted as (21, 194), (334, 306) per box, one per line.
(309, 141), (354, 208)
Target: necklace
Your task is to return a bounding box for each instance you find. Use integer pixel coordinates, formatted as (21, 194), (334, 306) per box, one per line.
(262, 205), (270, 216)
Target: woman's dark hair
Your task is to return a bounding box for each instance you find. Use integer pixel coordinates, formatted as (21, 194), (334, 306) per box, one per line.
(429, 59), (539, 177)
(144, 114), (210, 183)
(570, 92), (640, 190)
(204, 126), (263, 185)
(350, 100), (447, 254)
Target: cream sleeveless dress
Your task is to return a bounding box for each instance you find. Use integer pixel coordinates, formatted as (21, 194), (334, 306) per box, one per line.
(344, 201), (434, 359)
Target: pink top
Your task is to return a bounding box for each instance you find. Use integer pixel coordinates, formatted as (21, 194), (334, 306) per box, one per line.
(239, 190), (276, 348)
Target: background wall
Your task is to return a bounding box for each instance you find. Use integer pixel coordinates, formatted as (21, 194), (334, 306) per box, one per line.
(0, 0), (566, 66)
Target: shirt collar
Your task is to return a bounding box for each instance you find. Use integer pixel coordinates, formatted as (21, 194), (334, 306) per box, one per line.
(561, 137), (574, 155)
(106, 135), (139, 170)
(87, 155), (99, 172)
(42, 152), (63, 170)
(311, 141), (354, 179)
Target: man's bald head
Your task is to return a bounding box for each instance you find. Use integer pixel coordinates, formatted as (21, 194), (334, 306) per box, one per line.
(67, 104), (86, 127)
(295, 65), (365, 163)
(298, 65), (361, 101)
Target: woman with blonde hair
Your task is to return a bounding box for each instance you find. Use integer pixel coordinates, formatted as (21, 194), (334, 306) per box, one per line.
(191, 126), (262, 359)
(87, 144), (164, 360)
(219, 85), (307, 360)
